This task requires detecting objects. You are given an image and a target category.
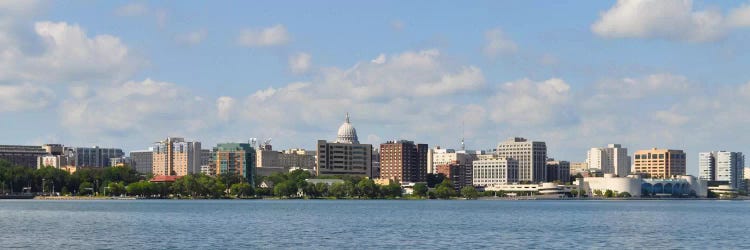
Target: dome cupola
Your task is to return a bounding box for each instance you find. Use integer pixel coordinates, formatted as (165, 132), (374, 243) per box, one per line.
(336, 113), (359, 144)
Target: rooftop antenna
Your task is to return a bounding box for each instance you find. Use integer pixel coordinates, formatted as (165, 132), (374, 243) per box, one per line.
(461, 121), (465, 151)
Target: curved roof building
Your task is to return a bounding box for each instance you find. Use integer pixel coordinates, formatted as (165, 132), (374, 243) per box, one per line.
(335, 113), (359, 144)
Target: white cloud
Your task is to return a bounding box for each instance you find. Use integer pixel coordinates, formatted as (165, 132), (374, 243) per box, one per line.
(595, 73), (691, 100)
(60, 78), (208, 135)
(488, 78), (575, 126)
(728, 3), (750, 27)
(313, 49), (484, 100)
(483, 28), (518, 58)
(237, 49), (487, 143)
(288, 52), (312, 74)
(28, 21), (137, 83)
(0, 83), (53, 112)
(0, 21), (137, 84)
(216, 96), (236, 122)
(592, 0), (750, 42)
(237, 24), (290, 47)
(175, 29), (207, 45)
(371, 54), (386, 64)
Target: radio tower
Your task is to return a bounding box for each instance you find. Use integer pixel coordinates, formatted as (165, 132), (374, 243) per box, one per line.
(460, 121), (465, 151)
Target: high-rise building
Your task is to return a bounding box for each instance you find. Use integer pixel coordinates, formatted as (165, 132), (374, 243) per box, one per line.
(545, 159), (571, 183)
(256, 146), (281, 168)
(213, 143), (256, 185)
(496, 137), (547, 183)
(472, 157), (519, 187)
(130, 149), (153, 174)
(62, 146), (124, 168)
(427, 147), (477, 174)
(279, 148), (316, 170)
(379, 140), (428, 183)
(633, 148), (686, 178)
(435, 161), (472, 191)
(699, 151), (745, 190)
(0, 144), (52, 168)
(152, 137), (202, 176)
(316, 113), (373, 177)
(587, 144), (631, 177)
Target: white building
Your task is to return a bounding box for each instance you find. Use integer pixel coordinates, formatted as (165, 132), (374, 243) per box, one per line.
(576, 174), (708, 198)
(576, 174), (642, 197)
(472, 157), (519, 187)
(427, 147), (479, 174)
(699, 151), (745, 190)
(496, 137), (547, 183)
(586, 144), (630, 177)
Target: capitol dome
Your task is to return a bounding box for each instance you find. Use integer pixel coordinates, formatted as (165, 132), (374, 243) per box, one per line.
(336, 113), (359, 144)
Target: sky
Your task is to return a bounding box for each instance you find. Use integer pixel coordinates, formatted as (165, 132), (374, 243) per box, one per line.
(2, 0), (750, 175)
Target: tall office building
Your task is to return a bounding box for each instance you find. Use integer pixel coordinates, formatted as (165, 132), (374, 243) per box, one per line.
(633, 148), (686, 178)
(587, 144), (631, 177)
(130, 149), (153, 174)
(699, 151), (745, 189)
(152, 137), (202, 176)
(496, 137), (547, 183)
(546, 159), (571, 183)
(379, 140), (428, 183)
(0, 144), (51, 168)
(316, 113), (373, 177)
(213, 143), (256, 185)
(472, 157), (519, 186)
(65, 146), (124, 168)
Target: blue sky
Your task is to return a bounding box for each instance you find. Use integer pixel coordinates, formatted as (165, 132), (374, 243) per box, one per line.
(2, 0), (750, 174)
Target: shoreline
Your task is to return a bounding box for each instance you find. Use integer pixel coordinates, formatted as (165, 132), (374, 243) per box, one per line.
(16, 196), (750, 201)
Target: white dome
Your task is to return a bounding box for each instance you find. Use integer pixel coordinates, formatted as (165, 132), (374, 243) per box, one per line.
(336, 113), (359, 144)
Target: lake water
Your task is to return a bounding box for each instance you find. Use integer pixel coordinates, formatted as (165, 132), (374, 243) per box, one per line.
(0, 200), (749, 249)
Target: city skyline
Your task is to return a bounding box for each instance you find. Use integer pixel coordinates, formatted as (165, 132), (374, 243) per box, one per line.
(3, 1), (750, 176)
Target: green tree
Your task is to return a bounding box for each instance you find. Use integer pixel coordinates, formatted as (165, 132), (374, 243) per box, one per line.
(79, 182), (93, 195)
(329, 182), (345, 198)
(412, 183), (428, 197)
(314, 182), (329, 197)
(435, 186), (455, 199)
(461, 186), (479, 200)
(604, 189), (614, 198)
(230, 182), (254, 198)
(356, 179), (378, 199)
(593, 189), (603, 197)
(273, 181), (295, 197)
(618, 191), (631, 198)
(381, 182), (402, 198)
(107, 181), (126, 196)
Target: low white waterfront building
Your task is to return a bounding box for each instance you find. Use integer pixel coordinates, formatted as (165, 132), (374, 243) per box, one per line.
(576, 174), (708, 198)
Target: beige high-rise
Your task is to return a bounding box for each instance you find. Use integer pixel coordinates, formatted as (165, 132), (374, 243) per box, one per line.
(633, 148), (686, 178)
(152, 137), (201, 176)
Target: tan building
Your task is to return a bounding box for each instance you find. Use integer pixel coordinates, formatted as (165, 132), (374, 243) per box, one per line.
(570, 162), (589, 175)
(152, 137), (202, 176)
(380, 140), (428, 183)
(633, 148), (687, 178)
(496, 137), (547, 183)
(316, 114), (373, 177)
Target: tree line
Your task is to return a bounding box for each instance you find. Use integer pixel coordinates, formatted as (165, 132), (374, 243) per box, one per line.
(1, 160), (484, 199)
